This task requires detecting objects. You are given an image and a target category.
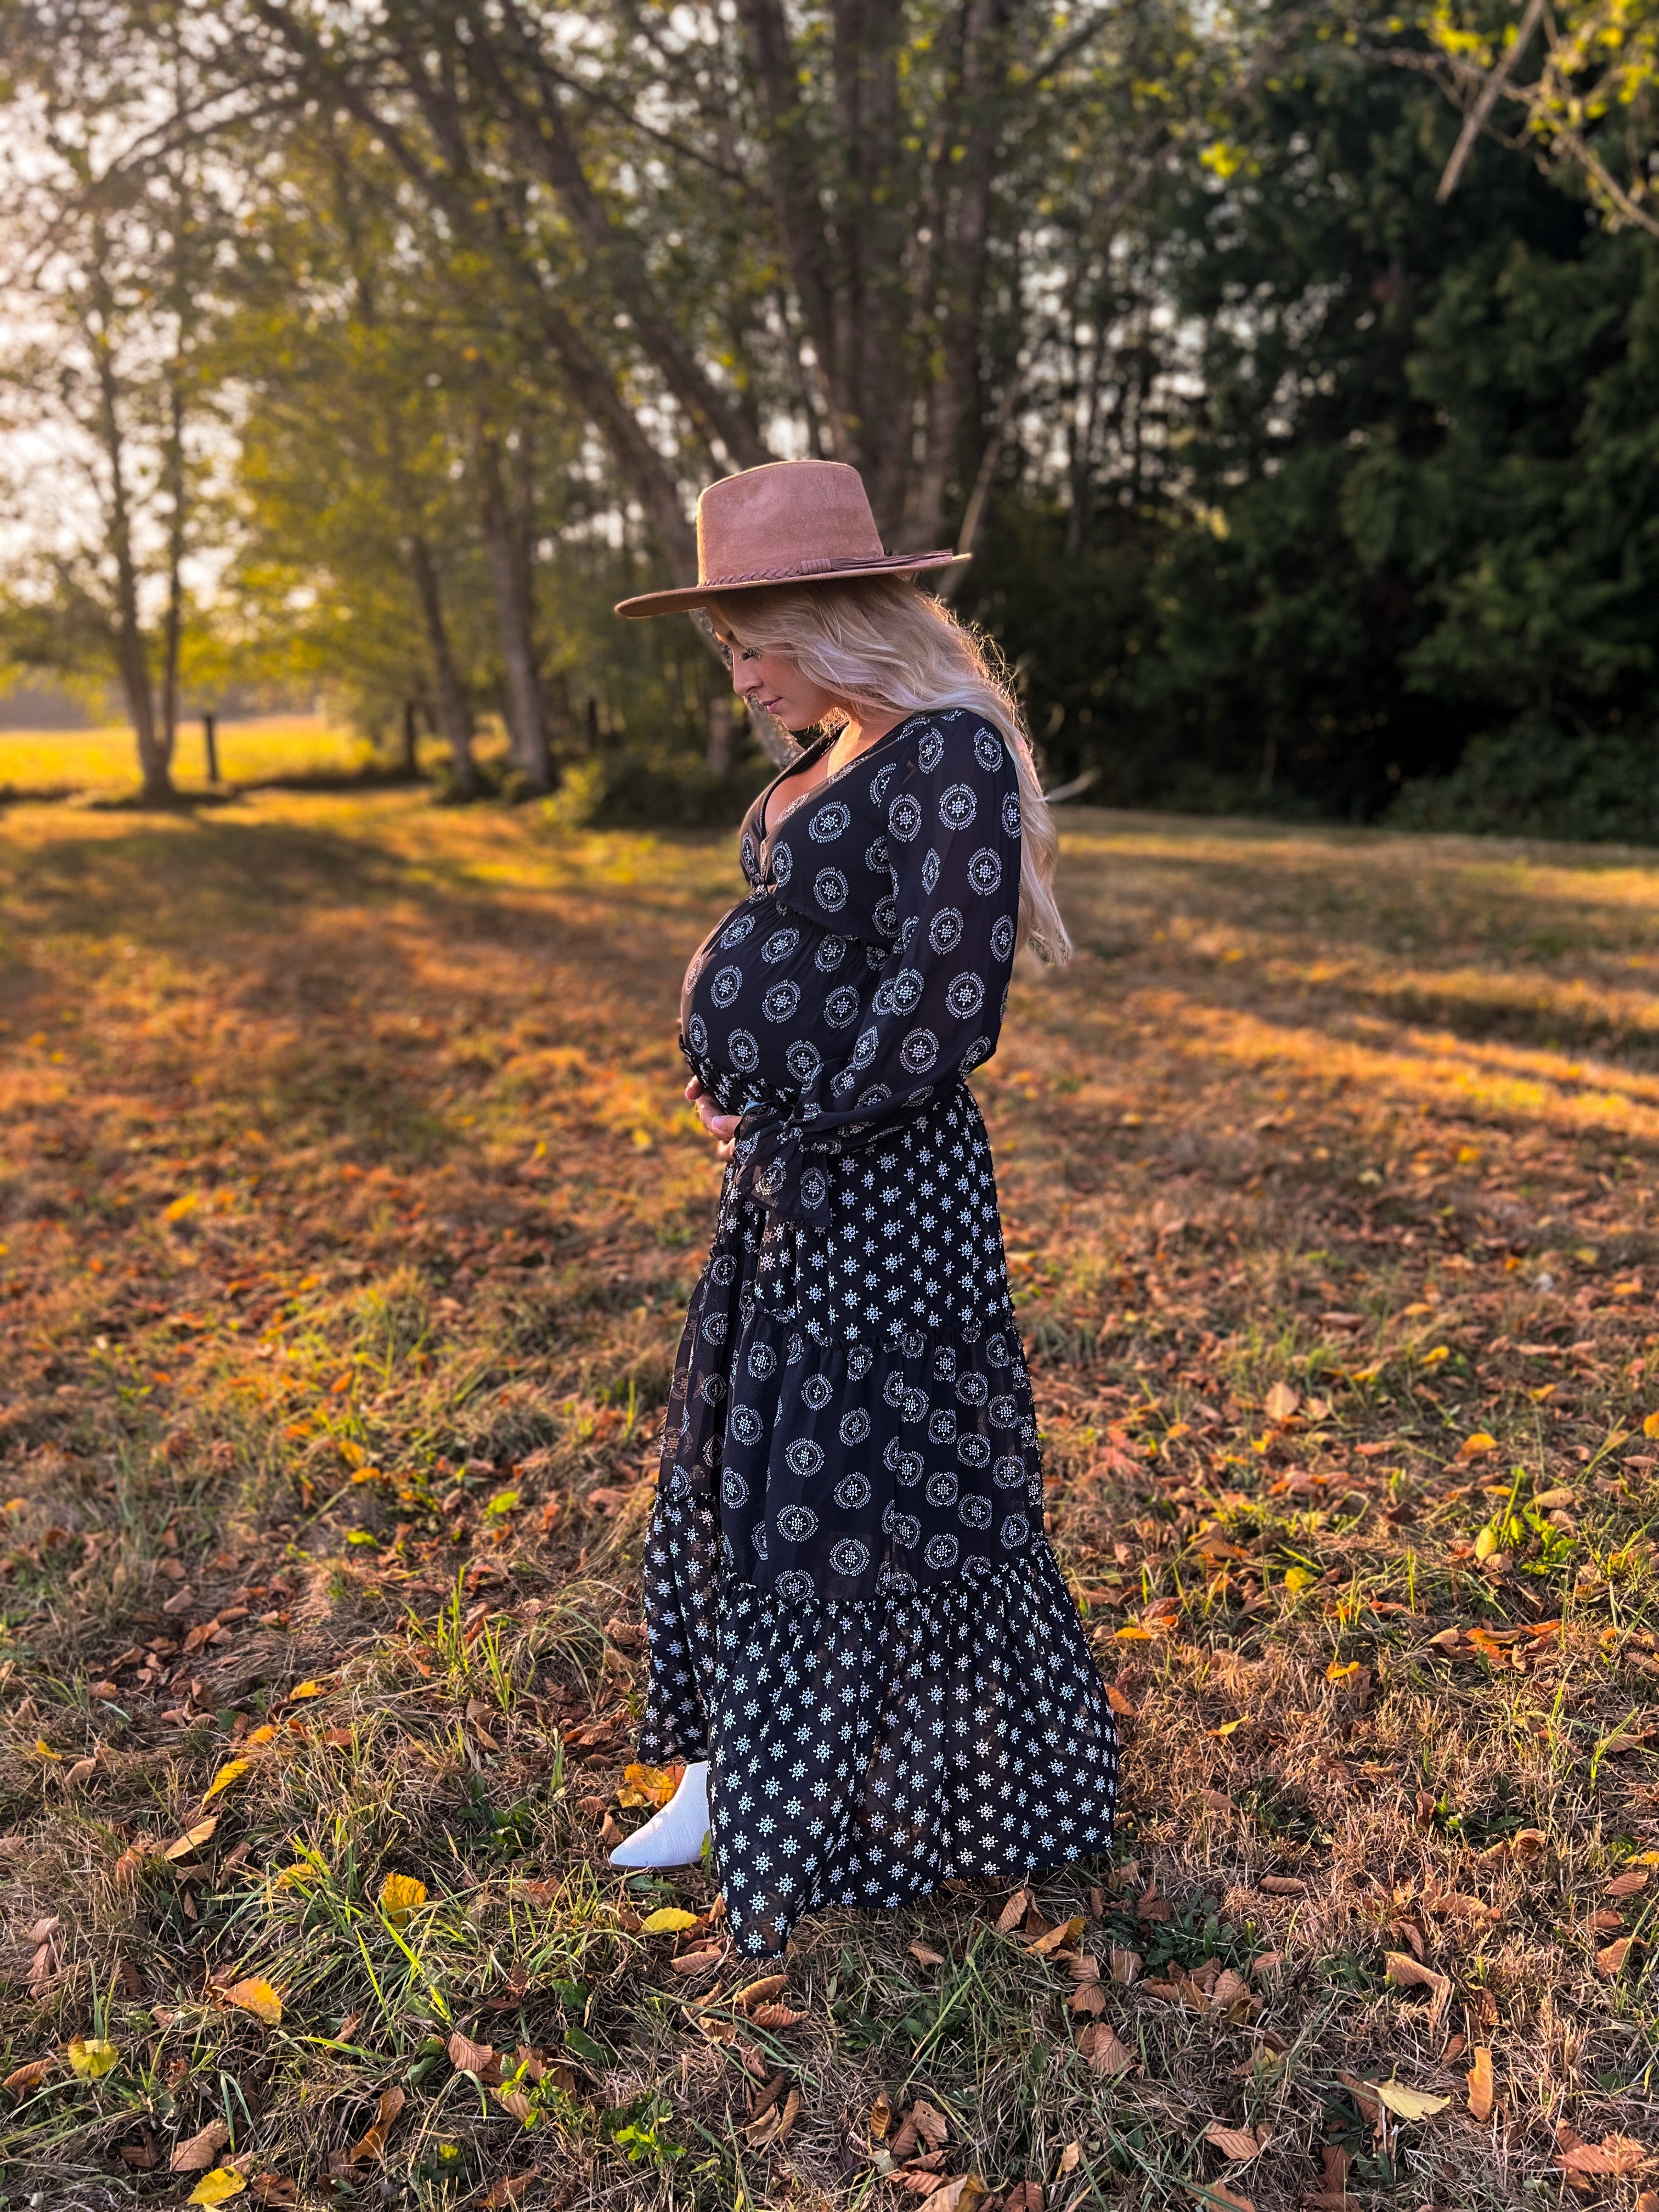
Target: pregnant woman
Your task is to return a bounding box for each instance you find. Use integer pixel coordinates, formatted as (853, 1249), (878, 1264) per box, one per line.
(608, 461), (1118, 1957)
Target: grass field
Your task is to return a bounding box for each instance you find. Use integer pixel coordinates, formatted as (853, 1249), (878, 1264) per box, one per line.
(0, 718), (382, 798)
(2, 789), (1658, 2212)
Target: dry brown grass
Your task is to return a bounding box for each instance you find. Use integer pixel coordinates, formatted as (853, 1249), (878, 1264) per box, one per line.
(1, 792), (1656, 2211)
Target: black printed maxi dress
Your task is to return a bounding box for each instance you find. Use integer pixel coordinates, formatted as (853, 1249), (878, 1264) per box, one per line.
(637, 706), (1119, 1956)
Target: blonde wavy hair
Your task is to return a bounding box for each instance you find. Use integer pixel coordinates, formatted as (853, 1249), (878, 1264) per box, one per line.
(707, 577), (1070, 965)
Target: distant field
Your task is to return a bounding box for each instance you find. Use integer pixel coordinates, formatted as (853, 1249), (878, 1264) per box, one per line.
(0, 715), (382, 795)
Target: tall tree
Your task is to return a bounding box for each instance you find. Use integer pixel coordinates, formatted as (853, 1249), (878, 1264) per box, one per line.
(0, 3), (229, 798)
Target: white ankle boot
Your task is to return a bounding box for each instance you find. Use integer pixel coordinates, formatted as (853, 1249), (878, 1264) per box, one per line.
(608, 1760), (711, 1869)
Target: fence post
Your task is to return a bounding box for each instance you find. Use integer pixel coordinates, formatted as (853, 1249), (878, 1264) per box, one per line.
(204, 712), (219, 784)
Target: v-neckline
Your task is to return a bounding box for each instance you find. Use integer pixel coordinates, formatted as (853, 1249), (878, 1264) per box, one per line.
(760, 713), (923, 851)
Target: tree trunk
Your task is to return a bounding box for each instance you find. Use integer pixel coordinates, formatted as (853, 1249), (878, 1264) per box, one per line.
(159, 377), (186, 781)
(407, 533), (475, 795)
(478, 428), (550, 791)
(89, 289), (168, 800)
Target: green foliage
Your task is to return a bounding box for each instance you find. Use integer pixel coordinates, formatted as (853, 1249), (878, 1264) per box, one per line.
(1391, 718), (1659, 840)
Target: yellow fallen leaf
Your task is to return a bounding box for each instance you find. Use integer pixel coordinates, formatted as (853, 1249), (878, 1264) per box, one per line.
(1114, 1623), (1152, 1640)
(640, 1907), (700, 1934)
(1212, 1717), (1246, 1736)
(1372, 2080), (1451, 2121)
(1282, 1567), (1316, 1593)
(202, 1760), (250, 1805)
(1458, 1432), (1498, 1460)
(1325, 1660), (1361, 1683)
(244, 1725), (278, 1746)
(66, 2036), (119, 2079)
(34, 1740), (63, 1762)
(224, 1978), (281, 2024)
(1474, 1526), (1499, 1562)
(379, 1872), (427, 1927)
(1645, 1409), (1659, 1438)
(1420, 1345), (1450, 1367)
(165, 1818), (217, 1861)
(287, 1680), (324, 1700)
(188, 2170), (246, 2205)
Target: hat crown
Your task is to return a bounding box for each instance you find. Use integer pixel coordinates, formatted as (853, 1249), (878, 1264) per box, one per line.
(695, 460), (885, 589)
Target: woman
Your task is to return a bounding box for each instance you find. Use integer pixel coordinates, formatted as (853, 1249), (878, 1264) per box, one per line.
(608, 460), (1118, 1957)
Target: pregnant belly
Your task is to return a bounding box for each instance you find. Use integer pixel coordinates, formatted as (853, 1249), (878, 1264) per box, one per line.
(681, 893), (871, 1102)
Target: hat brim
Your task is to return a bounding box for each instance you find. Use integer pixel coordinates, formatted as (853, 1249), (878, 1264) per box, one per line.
(613, 548), (964, 619)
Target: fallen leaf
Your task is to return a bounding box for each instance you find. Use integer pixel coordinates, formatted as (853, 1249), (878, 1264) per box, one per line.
(751, 2001), (808, 2028)
(201, 1759), (250, 1805)
(1265, 1383), (1299, 1422)
(378, 1872), (426, 1926)
(731, 1973), (788, 2012)
(4, 2059), (49, 2097)
(171, 2120), (230, 2173)
(1105, 1685), (1137, 1717)
(1596, 1936), (1642, 1976)
(927, 2178), (986, 2212)
(1466, 2045), (1494, 2121)
(1458, 1432), (1499, 1460)
(908, 1939), (947, 1967)
(1204, 2123), (1262, 2160)
(188, 2172), (246, 2207)
(618, 1761), (681, 1809)
(1110, 1948), (1143, 1984)
(1085, 2022), (1135, 2076)
(1026, 1915), (1084, 1956)
(224, 1978), (281, 2024)
(668, 1945), (725, 1975)
(287, 1680), (324, 1699)
(1384, 1951), (1452, 2026)
(1197, 2185), (1255, 2212)
(911, 2098), (949, 2148)
(447, 2032), (495, 2076)
(1210, 1968), (1253, 2011)
(1068, 1981), (1107, 2015)
(1259, 1876), (1306, 1897)
(1606, 1870), (1649, 1899)
(164, 1817), (217, 1861)
(870, 2092), (892, 2141)
(479, 2179), (537, 2209)
(65, 2036), (119, 2079)
(640, 1906), (700, 1934)
(995, 1888), (1030, 1933)
(747, 2084), (803, 2147)
(343, 2085), (404, 2165)
(1372, 2080), (1451, 2121)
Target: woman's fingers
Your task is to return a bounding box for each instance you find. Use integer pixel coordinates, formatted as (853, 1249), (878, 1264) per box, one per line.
(684, 1075), (704, 1103)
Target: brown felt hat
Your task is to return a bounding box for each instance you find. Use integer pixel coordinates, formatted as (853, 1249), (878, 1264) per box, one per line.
(613, 459), (961, 618)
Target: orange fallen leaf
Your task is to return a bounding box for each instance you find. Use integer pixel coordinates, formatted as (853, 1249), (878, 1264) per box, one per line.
(3, 2059), (50, 2097)
(342, 2085), (404, 2166)
(1026, 1916), (1084, 1957)
(1466, 2046), (1494, 2122)
(224, 1978), (281, 2025)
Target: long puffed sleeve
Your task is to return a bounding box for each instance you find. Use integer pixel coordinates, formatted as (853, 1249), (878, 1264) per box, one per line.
(730, 714), (1023, 1227)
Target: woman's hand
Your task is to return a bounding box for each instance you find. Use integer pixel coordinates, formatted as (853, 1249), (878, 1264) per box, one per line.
(684, 1075), (741, 1160)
